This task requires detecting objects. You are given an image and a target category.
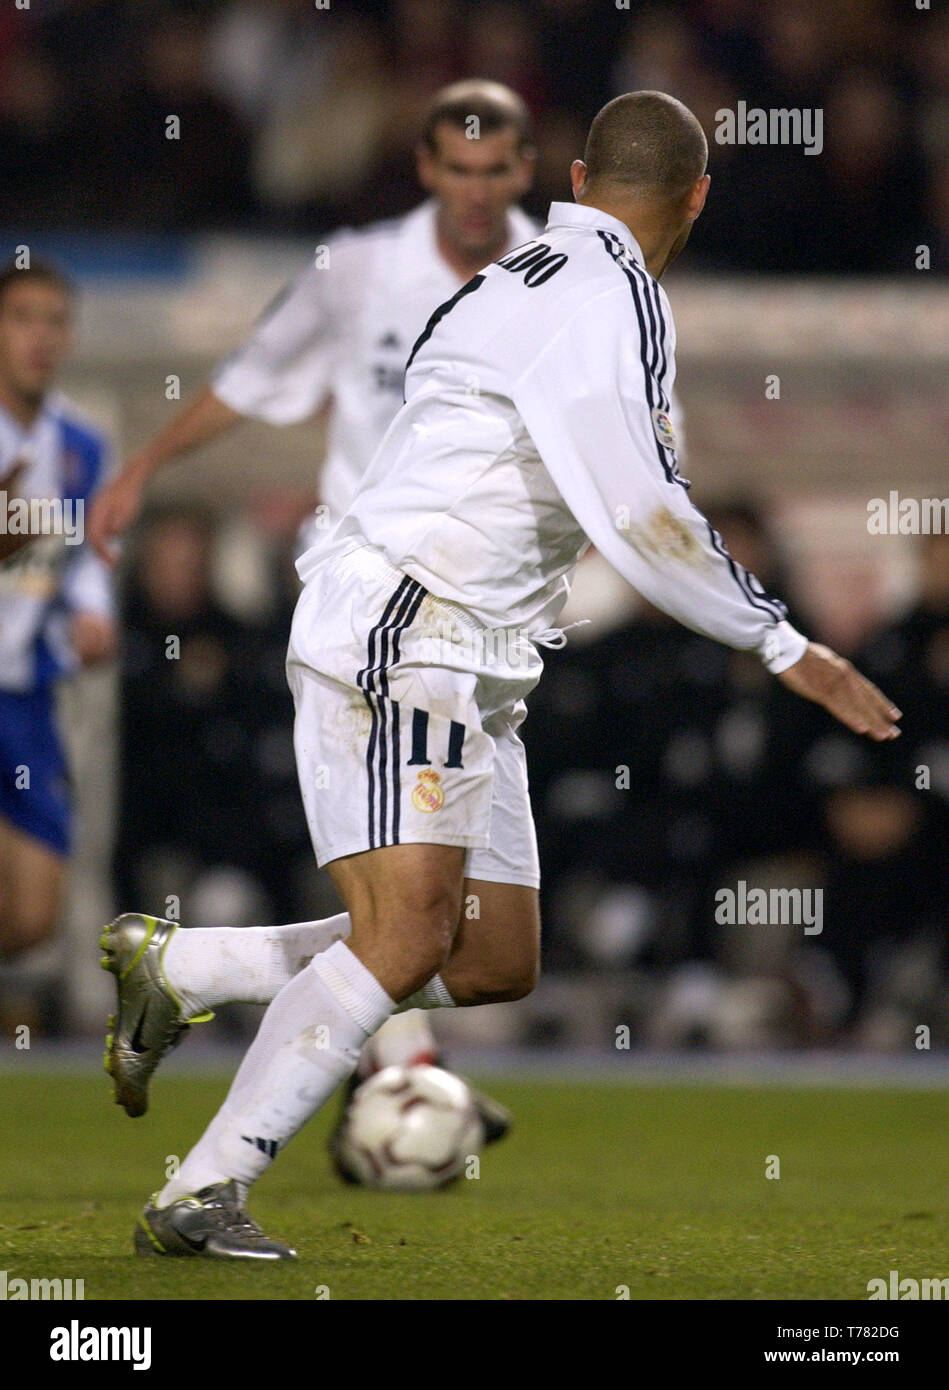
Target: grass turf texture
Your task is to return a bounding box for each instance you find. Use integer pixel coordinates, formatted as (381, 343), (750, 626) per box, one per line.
(0, 1072), (945, 1300)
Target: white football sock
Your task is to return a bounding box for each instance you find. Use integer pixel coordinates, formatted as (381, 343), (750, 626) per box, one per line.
(360, 1012), (436, 1074)
(158, 941), (394, 1205)
(394, 974), (456, 1012)
(359, 978), (456, 1075)
(161, 914), (351, 1015)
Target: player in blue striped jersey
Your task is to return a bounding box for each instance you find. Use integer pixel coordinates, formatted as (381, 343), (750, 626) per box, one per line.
(0, 261), (115, 960)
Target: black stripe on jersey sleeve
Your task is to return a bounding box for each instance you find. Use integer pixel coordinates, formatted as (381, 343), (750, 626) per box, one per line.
(597, 231), (680, 489)
(597, 232), (787, 625)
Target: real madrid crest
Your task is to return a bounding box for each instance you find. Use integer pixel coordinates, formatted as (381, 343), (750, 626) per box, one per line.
(650, 406), (677, 451)
(411, 768), (444, 813)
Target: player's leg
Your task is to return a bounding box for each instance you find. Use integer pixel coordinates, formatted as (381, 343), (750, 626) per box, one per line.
(101, 834), (469, 1120)
(325, 841), (466, 997)
(0, 687), (70, 959)
(287, 564), (508, 1140)
(355, 881), (539, 1016)
(111, 706), (536, 1134)
(158, 912), (351, 1014)
(349, 878), (538, 1077)
(0, 816), (67, 959)
(132, 554), (518, 1253)
(134, 844), (537, 1252)
(440, 713), (541, 1004)
(99, 908), (354, 1117)
(328, 715), (541, 1171)
(101, 886), (528, 1114)
(108, 704), (535, 1015)
(441, 877), (540, 1003)
(137, 840), (465, 1256)
(327, 875), (537, 1180)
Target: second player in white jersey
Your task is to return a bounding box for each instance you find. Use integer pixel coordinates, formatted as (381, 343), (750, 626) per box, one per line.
(88, 80), (540, 556)
(212, 198), (537, 523)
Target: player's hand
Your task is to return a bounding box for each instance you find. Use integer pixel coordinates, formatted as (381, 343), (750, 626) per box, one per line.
(0, 458), (26, 493)
(87, 461), (149, 565)
(777, 642), (901, 741)
(70, 612), (117, 665)
(0, 461), (30, 562)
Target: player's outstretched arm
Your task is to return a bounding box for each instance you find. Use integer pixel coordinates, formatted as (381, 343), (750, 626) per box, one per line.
(777, 641), (901, 741)
(87, 386), (242, 563)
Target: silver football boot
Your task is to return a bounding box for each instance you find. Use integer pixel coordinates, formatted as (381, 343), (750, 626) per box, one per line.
(135, 1181), (296, 1260)
(100, 912), (213, 1117)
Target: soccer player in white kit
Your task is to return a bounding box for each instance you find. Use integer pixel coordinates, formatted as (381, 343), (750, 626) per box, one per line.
(92, 82), (536, 1162)
(113, 92), (901, 1259)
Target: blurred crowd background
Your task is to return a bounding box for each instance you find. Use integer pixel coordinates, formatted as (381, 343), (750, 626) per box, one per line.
(1, 0), (946, 272)
(0, 0), (946, 1054)
(107, 505), (948, 1054)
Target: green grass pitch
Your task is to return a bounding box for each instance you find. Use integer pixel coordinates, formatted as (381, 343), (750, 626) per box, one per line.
(0, 1071), (945, 1300)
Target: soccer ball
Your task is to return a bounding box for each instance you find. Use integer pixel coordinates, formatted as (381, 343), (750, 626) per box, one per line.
(336, 1064), (485, 1191)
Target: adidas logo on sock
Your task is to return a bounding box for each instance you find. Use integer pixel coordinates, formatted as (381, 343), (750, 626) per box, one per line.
(241, 1135), (278, 1159)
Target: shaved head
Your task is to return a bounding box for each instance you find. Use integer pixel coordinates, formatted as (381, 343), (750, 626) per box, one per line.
(583, 91), (707, 202)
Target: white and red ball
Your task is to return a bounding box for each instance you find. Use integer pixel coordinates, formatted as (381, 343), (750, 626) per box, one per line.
(338, 1064), (485, 1191)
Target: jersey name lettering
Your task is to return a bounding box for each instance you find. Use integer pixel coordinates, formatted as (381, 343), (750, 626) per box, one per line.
(496, 242), (568, 287)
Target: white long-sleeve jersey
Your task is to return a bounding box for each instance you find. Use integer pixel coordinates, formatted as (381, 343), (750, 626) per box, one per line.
(211, 199), (539, 521)
(300, 201), (806, 674)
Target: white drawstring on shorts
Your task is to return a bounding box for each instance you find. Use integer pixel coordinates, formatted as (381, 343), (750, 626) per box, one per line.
(529, 619), (592, 650)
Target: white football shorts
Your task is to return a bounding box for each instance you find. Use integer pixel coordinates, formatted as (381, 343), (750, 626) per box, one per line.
(286, 539), (543, 888)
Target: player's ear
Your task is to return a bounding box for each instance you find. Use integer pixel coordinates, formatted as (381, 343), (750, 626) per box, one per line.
(570, 159), (588, 200)
(686, 173), (710, 221)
